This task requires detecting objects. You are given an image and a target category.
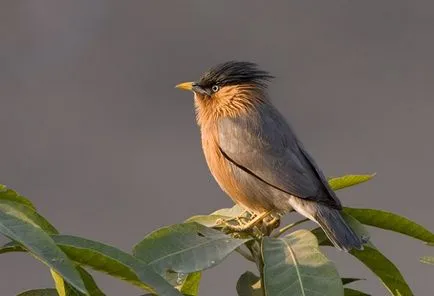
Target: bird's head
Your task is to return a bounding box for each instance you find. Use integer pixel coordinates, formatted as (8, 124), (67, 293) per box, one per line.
(176, 61), (273, 125)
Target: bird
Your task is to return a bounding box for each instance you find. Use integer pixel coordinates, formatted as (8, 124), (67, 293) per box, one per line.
(176, 61), (364, 251)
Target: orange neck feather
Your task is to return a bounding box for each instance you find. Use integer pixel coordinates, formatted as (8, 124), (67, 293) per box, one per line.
(194, 84), (267, 126)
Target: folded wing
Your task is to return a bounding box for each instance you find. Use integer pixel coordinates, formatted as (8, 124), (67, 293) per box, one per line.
(217, 104), (341, 209)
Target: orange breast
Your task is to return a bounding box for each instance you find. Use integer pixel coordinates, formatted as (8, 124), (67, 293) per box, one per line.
(200, 123), (265, 213)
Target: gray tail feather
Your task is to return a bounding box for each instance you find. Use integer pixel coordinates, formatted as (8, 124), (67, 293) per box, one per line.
(315, 206), (364, 252)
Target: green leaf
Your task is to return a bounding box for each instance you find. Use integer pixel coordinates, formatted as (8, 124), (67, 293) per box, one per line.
(236, 271), (263, 296)
(0, 240), (26, 254)
(184, 215), (227, 228)
(313, 215), (413, 296)
(162, 271), (202, 295)
(211, 205), (246, 217)
(178, 272), (201, 296)
(51, 234), (181, 296)
(17, 289), (58, 296)
(133, 222), (250, 275)
(0, 193), (84, 294)
(77, 266), (105, 296)
(343, 208), (434, 244)
(344, 288), (370, 296)
(185, 205), (248, 228)
(51, 269), (82, 296)
(0, 211), (86, 294)
(51, 266), (106, 296)
(0, 184), (36, 210)
(0, 200), (58, 234)
(420, 256), (434, 265)
(1, 241), (105, 296)
(0, 184), (56, 234)
(328, 174), (375, 191)
(342, 278), (364, 285)
(262, 229), (344, 296)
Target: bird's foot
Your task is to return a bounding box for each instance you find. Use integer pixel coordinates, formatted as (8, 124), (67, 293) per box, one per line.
(215, 210), (252, 227)
(219, 211), (271, 232)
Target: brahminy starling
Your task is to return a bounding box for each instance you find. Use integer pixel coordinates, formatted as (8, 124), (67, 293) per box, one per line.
(176, 61), (364, 251)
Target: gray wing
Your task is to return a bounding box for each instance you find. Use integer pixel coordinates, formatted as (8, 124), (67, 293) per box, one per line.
(218, 104), (342, 209)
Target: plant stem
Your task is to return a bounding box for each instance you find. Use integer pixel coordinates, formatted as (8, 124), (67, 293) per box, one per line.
(235, 246), (255, 262)
(245, 240), (266, 295)
(272, 218), (309, 238)
(259, 261), (266, 295)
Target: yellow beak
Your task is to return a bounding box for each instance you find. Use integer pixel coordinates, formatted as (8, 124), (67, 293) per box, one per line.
(175, 81), (194, 91)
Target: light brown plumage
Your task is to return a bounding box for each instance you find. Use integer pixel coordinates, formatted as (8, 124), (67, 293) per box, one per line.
(176, 61), (365, 251)
(197, 85), (268, 213)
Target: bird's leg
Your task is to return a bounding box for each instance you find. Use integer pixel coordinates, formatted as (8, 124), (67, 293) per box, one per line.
(235, 211), (255, 225)
(221, 211), (271, 232)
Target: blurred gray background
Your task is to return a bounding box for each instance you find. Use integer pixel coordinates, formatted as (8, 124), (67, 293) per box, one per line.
(1, 1), (433, 295)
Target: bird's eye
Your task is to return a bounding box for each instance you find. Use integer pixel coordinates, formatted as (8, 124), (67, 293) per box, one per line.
(211, 85), (219, 93)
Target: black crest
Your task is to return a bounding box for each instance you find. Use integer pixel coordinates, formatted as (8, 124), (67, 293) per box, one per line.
(199, 61), (274, 88)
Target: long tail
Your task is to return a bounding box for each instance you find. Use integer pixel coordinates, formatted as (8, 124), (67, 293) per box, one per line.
(289, 197), (364, 251)
(314, 205), (364, 252)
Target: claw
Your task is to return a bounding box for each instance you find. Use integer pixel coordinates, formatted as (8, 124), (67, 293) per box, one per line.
(221, 211), (272, 232)
(258, 214), (281, 236)
(215, 210), (252, 226)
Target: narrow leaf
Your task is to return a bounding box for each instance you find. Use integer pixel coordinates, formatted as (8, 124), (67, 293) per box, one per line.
(420, 256), (434, 265)
(77, 266), (106, 296)
(1, 241), (105, 296)
(0, 211), (86, 293)
(185, 205), (248, 228)
(211, 205), (246, 217)
(0, 195), (84, 294)
(179, 272), (201, 296)
(0, 200), (58, 234)
(262, 230), (344, 296)
(342, 278), (364, 285)
(51, 267), (106, 296)
(17, 289), (58, 296)
(0, 240), (26, 254)
(133, 222), (250, 275)
(344, 288), (370, 296)
(163, 271), (202, 295)
(236, 271), (263, 296)
(0, 184), (36, 210)
(51, 269), (82, 296)
(51, 234), (181, 296)
(313, 216), (413, 296)
(328, 174), (375, 191)
(184, 215), (227, 228)
(343, 208), (434, 244)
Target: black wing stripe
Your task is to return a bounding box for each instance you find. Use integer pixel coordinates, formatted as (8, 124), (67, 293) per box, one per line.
(218, 145), (318, 202)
